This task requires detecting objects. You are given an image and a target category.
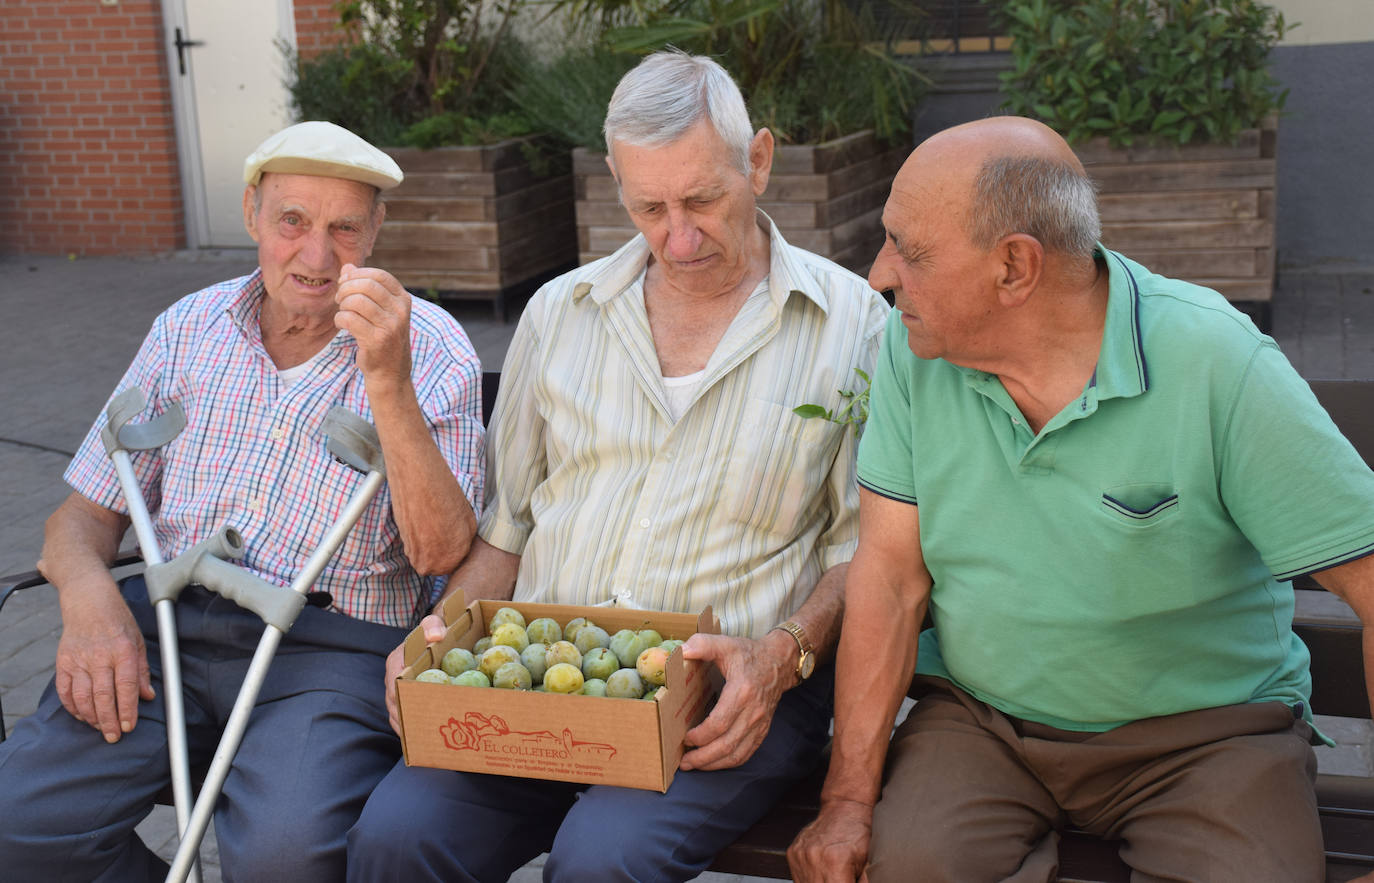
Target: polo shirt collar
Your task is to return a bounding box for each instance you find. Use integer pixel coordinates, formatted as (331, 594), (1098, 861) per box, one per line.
(573, 210), (830, 315)
(1091, 246), (1150, 401)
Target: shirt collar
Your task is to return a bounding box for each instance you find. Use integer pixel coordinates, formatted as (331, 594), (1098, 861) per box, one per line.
(573, 210), (831, 315)
(1093, 246), (1151, 400)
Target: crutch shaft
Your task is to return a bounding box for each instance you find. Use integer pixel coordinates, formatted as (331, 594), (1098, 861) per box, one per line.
(111, 450), (201, 883)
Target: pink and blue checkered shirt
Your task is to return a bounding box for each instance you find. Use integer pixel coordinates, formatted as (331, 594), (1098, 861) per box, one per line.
(65, 271), (484, 628)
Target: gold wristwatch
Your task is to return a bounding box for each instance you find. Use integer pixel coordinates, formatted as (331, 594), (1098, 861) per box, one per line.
(771, 620), (816, 680)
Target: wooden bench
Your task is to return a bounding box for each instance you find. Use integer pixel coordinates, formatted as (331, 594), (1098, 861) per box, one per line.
(708, 379), (1374, 882)
(3, 376), (1372, 881)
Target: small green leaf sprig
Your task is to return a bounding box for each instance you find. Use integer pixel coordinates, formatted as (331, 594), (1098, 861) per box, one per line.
(793, 368), (871, 434)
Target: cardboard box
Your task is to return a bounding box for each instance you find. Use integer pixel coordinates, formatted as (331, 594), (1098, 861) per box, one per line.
(396, 596), (722, 792)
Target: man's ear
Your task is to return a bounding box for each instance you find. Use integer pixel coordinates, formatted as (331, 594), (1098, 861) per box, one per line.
(749, 127), (774, 196)
(604, 152), (624, 205)
(995, 234), (1043, 307)
(242, 185), (261, 243)
(364, 200), (386, 258)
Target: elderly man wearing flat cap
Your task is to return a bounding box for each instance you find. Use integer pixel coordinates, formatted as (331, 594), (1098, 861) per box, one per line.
(0, 121), (484, 881)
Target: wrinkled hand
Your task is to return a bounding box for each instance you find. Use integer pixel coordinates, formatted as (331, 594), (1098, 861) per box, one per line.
(788, 798), (874, 883)
(678, 631), (794, 771)
(334, 264), (412, 386)
(385, 612), (447, 737)
(54, 590), (154, 743)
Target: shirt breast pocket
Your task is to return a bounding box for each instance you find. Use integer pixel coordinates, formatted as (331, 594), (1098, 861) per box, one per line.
(724, 400), (842, 538)
(1099, 482), (1181, 529)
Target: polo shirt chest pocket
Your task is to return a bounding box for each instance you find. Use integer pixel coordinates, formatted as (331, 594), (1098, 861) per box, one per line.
(1099, 482), (1181, 528)
(724, 400), (841, 538)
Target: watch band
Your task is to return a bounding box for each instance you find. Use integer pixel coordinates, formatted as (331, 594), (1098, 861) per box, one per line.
(771, 620), (815, 679)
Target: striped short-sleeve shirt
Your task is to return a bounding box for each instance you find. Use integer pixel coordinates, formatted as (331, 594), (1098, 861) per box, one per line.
(480, 215), (890, 637)
(65, 271), (485, 628)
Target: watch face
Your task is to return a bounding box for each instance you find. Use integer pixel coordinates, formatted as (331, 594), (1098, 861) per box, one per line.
(799, 652), (816, 680)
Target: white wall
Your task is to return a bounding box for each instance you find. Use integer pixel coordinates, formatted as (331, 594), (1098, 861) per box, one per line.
(1268, 0), (1374, 46)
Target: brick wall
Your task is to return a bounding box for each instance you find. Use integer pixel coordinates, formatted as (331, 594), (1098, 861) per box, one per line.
(0, 1), (351, 257)
(294, 0), (350, 60)
(0, 0), (183, 255)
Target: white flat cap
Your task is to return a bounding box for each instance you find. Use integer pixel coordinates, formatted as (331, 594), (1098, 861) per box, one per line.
(243, 121), (404, 190)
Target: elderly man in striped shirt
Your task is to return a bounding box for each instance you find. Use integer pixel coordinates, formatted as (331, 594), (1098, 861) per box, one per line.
(349, 50), (890, 881)
(0, 122), (485, 881)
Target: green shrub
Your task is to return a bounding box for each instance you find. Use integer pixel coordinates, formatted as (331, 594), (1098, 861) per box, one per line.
(995, 0), (1290, 147)
(514, 0), (925, 150)
(287, 0), (534, 147)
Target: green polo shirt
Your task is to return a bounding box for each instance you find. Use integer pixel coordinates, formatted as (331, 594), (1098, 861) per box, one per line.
(858, 248), (1374, 731)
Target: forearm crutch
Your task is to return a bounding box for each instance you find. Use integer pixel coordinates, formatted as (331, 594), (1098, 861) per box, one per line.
(101, 388), (202, 883)
(160, 404), (385, 883)
(102, 389), (387, 883)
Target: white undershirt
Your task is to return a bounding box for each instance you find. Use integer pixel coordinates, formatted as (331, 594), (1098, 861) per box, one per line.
(661, 369), (707, 422)
(277, 331), (342, 386)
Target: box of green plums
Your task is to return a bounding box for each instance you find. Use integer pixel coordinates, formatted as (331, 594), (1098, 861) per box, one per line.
(396, 595), (722, 791)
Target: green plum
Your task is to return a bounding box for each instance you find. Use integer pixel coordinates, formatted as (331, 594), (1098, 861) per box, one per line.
(526, 617), (562, 645)
(574, 625), (610, 656)
(479, 644), (521, 680)
(440, 647), (476, 678)
(544, 662), (585, 694)
(452, 670), (490, 688)
(415, 668), (451, 685)
(580, 678), (607, 697)
(637, 629), (663, 648)
(493, 661), (533, 690)
(521, 642), (550, 684)
(491, 622), (530, 652)
(581, 647), (619, 681)
(490, 606), (526, 629)
(545, 640), (583, 670)
(609, 629), (647, 669)
(605, 668), (645, 699)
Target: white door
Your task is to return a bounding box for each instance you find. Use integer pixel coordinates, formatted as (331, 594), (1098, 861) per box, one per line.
(160, 0), (298, 247)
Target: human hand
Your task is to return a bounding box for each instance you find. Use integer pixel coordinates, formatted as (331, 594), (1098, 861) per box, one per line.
(678, 630), (795, 770)
(54, 587), (154, 743)
(334, 263), (412, 389)
(788, 798), (874, 882)
(385, 612), (448, 736)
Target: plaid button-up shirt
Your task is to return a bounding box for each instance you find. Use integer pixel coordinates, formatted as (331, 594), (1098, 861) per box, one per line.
(481, 216), (889, 637)
(66, 271), (484, 628)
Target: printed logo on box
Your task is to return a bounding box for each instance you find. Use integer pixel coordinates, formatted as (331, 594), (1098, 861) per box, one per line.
(440, 712), (618, 763)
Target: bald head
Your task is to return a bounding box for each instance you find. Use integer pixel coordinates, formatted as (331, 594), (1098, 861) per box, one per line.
(897, 116), (1100, 259)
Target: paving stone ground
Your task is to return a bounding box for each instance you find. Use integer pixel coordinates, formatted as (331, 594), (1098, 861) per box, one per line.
(2, 253), (1372, 881)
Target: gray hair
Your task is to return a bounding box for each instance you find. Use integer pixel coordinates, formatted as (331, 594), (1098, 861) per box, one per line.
(603, 49), (754, 175)
(967, 156), (1101, 258)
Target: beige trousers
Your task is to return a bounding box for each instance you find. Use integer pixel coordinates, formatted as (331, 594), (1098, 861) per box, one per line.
(867, 677), (1323, 883)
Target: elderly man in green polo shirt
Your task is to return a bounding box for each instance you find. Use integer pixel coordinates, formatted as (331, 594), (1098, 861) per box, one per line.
(789, 116), (1374, 882)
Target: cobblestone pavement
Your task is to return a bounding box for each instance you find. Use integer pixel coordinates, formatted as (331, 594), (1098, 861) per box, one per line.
(2, 253), (1371, 880)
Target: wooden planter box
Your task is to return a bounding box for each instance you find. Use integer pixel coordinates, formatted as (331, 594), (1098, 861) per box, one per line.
(1076, 118), (1277, 304)
(372, 139), (576, 317)
(574, 130), (908, 275)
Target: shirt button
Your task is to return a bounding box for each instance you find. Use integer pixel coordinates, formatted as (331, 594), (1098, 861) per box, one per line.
(639, 518), (651, 529)
(664, 451), (676, 461)
(247, 498), (263, 512)
(1012, 418), (1022, 426)
(270, 427), (284, 440)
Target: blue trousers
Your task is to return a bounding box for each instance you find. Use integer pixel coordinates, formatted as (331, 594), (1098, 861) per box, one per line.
(346, 665), (834, 883)
(0, 576), (408, 883)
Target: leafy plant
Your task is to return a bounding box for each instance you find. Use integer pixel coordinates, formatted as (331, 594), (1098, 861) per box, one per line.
(287, 0), (535, 147)
(794, 368), (871, 434)
(994, 0), (1290, 147)
(516, 0), (926, 149)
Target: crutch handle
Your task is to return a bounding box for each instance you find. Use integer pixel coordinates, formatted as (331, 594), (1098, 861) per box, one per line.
(101, 387), (186, 455)
(324, 406), (386, 477)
